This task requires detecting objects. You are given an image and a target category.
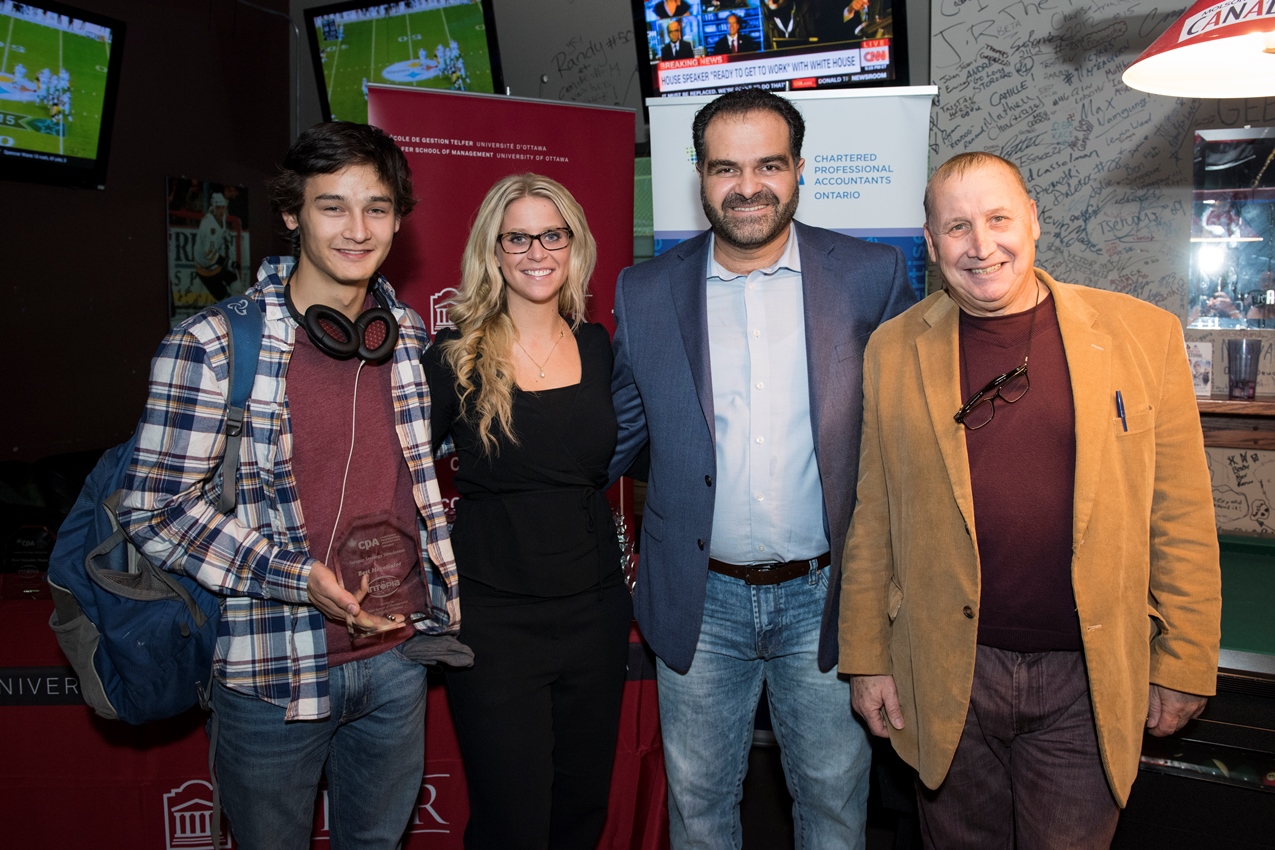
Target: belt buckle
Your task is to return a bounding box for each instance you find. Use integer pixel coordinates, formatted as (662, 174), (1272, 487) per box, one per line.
(744, 562), (783, 585)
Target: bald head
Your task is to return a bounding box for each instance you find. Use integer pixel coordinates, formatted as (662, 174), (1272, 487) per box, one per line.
(924, 152), (1032, 227)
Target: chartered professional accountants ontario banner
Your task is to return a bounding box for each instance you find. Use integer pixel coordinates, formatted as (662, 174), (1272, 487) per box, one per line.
(648, 87), (936, 301)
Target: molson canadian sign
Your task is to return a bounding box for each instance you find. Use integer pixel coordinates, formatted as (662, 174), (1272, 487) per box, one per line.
(1180, 0), (1275, 39)
(1123, 0), (1275, 98)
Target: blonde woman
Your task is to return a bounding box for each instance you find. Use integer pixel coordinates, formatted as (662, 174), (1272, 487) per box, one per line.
(422, 173), (631, 850)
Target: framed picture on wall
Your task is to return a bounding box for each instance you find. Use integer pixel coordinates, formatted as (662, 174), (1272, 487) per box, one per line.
(1186, 340), (1213, 397)
(166, 177), (251, 326)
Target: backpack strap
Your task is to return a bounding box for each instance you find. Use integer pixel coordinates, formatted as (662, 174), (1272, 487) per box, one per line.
(200, 297), (261, 850)
(209, 296), (263, 514)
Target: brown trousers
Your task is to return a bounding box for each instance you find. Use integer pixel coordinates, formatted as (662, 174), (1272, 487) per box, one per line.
(916, 645), (1121, 849)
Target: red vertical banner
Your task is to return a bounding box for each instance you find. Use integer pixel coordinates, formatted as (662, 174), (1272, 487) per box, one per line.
(368, 84), (638, 546)
(368, 88), (665, 850)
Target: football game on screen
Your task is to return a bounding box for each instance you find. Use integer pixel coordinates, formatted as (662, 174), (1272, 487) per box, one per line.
(0, 2), (114, 165)
(308, 0), (499, 124)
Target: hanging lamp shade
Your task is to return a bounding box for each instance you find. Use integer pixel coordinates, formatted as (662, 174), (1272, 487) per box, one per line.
(1123, 0), (1275, 98)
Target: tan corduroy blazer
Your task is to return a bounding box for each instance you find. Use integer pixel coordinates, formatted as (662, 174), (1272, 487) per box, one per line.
(838, 270), (1221, 806)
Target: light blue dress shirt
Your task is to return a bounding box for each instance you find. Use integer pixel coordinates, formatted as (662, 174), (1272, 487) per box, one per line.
(705, 225), (829, 565)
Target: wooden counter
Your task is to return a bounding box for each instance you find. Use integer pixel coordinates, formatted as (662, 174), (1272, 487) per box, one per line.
(1197, 397), (1275, 451)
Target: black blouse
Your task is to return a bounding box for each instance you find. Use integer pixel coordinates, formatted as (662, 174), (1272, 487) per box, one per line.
(423, 323), (623, 597)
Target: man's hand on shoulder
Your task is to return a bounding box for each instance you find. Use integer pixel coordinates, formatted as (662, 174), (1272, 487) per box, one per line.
(851, 674), (905, 738)
(1147, 684), (1207, 737)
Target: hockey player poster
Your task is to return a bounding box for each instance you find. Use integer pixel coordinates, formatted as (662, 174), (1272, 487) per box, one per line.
(167, 177), (251, 326)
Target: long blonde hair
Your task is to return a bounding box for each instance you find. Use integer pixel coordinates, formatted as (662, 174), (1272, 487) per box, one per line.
(441, 173), (598, 454)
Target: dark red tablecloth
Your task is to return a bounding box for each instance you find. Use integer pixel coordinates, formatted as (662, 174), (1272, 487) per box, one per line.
(0, 593), (667, 849)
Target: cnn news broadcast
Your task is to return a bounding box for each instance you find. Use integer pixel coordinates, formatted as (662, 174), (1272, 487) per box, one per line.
(637, 0), (902, 97)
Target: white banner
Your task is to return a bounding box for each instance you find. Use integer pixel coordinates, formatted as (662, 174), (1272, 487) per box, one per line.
(649, 86), (936, 299)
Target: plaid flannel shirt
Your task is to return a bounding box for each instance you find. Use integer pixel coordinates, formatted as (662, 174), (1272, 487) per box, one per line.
(118, 257), (459, 721)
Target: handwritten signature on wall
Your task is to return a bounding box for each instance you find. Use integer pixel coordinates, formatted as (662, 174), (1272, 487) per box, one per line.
(929, 0), (1275, 324)
(548, 29), (639, 108)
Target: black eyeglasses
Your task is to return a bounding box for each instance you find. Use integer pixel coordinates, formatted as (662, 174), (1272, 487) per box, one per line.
(955, 283), (1043, 430)
(953, 361), (1030, 430)
(497, 227), (573, 254)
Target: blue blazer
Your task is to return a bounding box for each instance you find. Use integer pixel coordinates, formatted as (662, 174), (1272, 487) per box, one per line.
(610, 221), (916, 672)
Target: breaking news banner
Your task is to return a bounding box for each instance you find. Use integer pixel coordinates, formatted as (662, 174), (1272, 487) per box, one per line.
(656, 38), (895, 94)
(648, 86), (936, 301)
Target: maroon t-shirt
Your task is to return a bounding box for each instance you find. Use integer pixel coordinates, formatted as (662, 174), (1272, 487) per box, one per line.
(960, 293), (1082, 652)
(288, 304), (426, 667)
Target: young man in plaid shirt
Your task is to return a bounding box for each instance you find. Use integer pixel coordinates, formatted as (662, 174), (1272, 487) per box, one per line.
(119, 122), (461, 849)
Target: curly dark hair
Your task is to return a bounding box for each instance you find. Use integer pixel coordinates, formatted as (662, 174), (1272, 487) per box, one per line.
(267, 122), (416, 250)
(691, 88), (806, 167)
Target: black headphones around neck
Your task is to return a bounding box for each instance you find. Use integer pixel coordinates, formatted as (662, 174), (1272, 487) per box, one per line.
(284, 283), (398, 363)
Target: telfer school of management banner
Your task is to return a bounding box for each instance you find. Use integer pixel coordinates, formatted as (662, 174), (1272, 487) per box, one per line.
(366, 81), (641, 605)
(367, 86), (664, 850)
(648, 86), (937, 301)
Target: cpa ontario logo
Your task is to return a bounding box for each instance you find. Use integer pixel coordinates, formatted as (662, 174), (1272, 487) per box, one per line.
(431, 288), (458, 335)
(164, 780), (232, 849)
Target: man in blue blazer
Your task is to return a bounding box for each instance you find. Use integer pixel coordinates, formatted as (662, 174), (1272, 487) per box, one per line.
(610, 89), (916, 849)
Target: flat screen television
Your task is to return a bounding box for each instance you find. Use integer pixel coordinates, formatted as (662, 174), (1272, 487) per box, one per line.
(632, 0), (907, 100)
(0, 0), (125, 190)
(304, 0), (503, 124)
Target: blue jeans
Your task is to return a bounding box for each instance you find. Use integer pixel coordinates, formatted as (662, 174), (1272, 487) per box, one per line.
(656, 567), (871, 850)
(212, 644), (428, 850)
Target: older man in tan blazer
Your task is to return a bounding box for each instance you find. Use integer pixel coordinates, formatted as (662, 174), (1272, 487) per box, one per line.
(839, 152), (1221, 849)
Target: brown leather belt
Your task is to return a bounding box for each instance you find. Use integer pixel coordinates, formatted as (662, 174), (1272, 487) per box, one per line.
(707, 552), (831, 585)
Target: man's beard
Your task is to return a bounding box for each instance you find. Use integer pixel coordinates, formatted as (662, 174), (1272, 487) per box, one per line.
(701, 184), (799, 251)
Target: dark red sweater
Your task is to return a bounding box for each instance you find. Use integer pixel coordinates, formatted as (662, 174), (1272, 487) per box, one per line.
(289, 313), (425, 666)
(959, 294), (1082, 652)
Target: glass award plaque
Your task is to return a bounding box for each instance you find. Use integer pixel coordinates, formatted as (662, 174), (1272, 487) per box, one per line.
(332, 515), (429, 638)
